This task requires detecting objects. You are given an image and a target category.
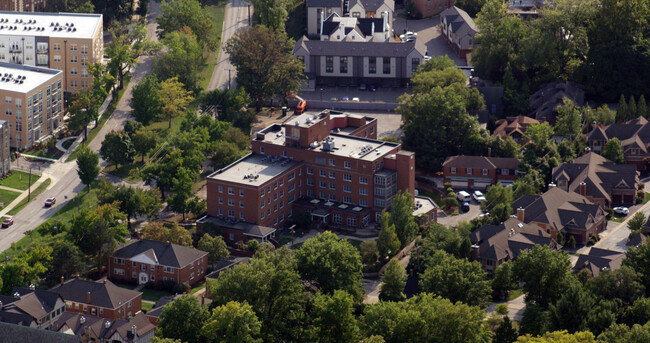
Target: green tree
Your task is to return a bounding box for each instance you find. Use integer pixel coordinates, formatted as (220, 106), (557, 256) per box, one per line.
(157, 0), (219, 51)
(159, 77), (194, 129)
(359, 241), (379, 265)
(252, 0), (289, 31)
(455, 0), (487, 17)
(567, 235), (577, 249)
(526, 122), (554, 147)
(495, 316), (519, 343)
(97, 179), (162, 230)
(623, 242), (650, 295)
(150, 338), (183, 343)
(131, 129), (157, 162)
(130, 75), (162, 124)
(39, 236), (84, 288)
(602, 138), (625, 164)
(624, 297), (650, 326)
(377, 222), (400, 259)
(123, 120), (143, 135)
(201, 88), (252, 127)
(168, 167), (194, 221)
(587, 267), (644, 306)
(597, 322), (650, 343)
(629, 96), (638, 121)
(295, 231), (364, 302)
(380, 258), (407, 301)
(158, 294), (210, 343)
(106, 21), (158, 89)
(517, 330), (595, 342)
(212, 141), (246, 169)
(200, 301), (262, 343)
(141, 222), (192, 246)
(594, 104), (617, 125)
(153, 30), (205, 92)
(513, 245), (573, 308)
(493, 261), (518, 297)
(312, 290), (360, 343)
(198, 233), (230, 266)
(628, 212), (648, 232)
(46, 0), (94, 12)
(638, 95), (648, 118)
(225, 26), (304, 110)
(555, 98), (584, 138)
(519, 304), (551, 337)
(419, 250), (491, 308)
(76, 146), (100, 189)
(616, 95), (629, 122)
(382, 191), (419, 248)
(409, 223), (471, 273)
(100, 130), (136, 169)
(221, 127), (250, 150)
(481, 182), (513, 215)
(548, 283), (595, 333)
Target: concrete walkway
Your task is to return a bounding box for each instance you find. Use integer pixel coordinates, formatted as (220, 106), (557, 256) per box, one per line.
(486, 295), (526, 321)
(0, 173), (51, 217)
(55, 137), (78, 153)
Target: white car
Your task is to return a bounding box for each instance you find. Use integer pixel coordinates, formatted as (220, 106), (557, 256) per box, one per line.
(399, 32), (417, 40)
(424, 55), (432, 62)
(613, 207), (629, 216)
(352, 97), (360, 102)
(473, 190), (486, 203)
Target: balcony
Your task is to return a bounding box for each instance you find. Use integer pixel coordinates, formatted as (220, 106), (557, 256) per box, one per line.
(9, 48), (21, 53)
(36, 48), (48, 54)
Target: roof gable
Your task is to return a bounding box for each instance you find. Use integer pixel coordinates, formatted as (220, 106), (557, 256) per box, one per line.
(113, 239), (207, 268)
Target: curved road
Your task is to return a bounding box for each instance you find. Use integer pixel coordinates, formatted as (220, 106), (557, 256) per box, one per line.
(0, 1), (162, 253)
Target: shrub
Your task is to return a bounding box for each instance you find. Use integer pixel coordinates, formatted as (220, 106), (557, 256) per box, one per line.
(496, 303), (509, 315)
(173, 282), (190, 294)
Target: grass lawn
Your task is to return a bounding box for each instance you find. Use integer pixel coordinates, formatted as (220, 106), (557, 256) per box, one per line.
(142, 301), (154, 313)
(198, 0), (226, 91)
(7, 178), (52, 216)
(25, 148), (63, 159)
(2, 170), (41, 190)
(0, 188), (21, 209)
(191, 282), (205, 294)
(609, 216), (625, 223)
(643, 192), (650, 204)
(507, 288), (524, 301)
(61, 139), (75, 150)
(3, 228), (43, 258)
(105, 161), (144, 183)
(141, 288), (173, 302)
(418, 189), (443, 207)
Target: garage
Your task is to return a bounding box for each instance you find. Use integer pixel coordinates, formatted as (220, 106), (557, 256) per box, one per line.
(451, 180), (469, 188)
(474, 182), (492, 190)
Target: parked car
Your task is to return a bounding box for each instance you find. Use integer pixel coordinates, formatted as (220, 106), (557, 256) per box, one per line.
(473, 191), (486, 203)
(341, 96), (350, 101)
(424, 55), (432, 62)
(400, 32), (417, 40)
(45, 197), (56, 207)
(456, 190), (471, 202)
(461, 202), (470, 212)
(368, 84), (377, 92)
(359, 83), (367, 91)
(403, 37), (415, 43)
(2, 216), (14, 228)
(613, 207), (629, 216)
(352, 97), (360, 102)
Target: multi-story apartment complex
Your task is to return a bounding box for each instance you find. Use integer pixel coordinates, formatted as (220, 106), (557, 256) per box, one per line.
(0, 119), (9, 175)
(0, 11), (103, 92)
(200, 111), (437, 245)
(0, 0), (47, 12)
(0, 63), (62, 149)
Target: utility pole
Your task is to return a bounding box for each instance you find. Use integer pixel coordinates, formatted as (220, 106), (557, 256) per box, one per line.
(289, 224), (296, 246)
(248, 5), (251, 25)
(228, 69), (231, 90)
(27, 167), (31, 201)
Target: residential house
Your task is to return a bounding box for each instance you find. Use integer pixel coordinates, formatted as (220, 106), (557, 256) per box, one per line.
(529, 80), (585, 124)
(54, 312), (155, 343)
(587, 116), (650, 172)
(411, 0), (453, 18)
(552, 152), (640, 208)
(49, 278), (142, 321)
(0, 321), (80, 343)
(0, 285), (66, 329)
(109, 238), (209, 286)
(573, 247), (625, 277)
(512, 187), (607, 245)
(347, 0), (394, 28)
(442, 155), (520, 189)
(293, 36), (427, 87)
(306, 0), (345, 37)
(492, 116), (540, 145)
(320, 13), (390, 42)
(440, 6), (478, 58)
(627, 220), (650, 248)
(470, 217), (560, 273)
(306, 0), (394, 37)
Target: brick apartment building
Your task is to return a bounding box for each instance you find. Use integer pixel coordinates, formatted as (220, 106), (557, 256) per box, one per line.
(50, 278), (142, 321)
(109, 239), (209, 287)
(200, 111), (437, 245)
(0, 63), (63, 149)
(442, 155), (519, 189)
(0, 11), (103, 92)
(0, 0), (46, 12)
(0, 119), (9, 175)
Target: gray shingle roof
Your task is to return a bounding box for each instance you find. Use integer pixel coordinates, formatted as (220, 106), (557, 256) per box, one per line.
(442, 155), (520, 169)
(49, 279), (140, 310)
(440, 6), (478, 37)
(529, 80), (585, 122)
(53, 312), (155, 341)
(306, 0), (342, 7)
(294, 35), (426, 58)
(573, 248), (625, 276)
(0, 322), (80, 343)
(113, 239), (208, 268)
(587, 116), (650, 155)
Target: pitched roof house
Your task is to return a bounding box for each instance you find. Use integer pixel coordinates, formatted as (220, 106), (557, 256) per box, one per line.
(54, 312), (155, 343)
(320, 13), (390, 42)
(0, 286), (66, 329)
(552, 152), (640, 208)
(109, 239), (209, 286)
(627, 220), (650, 248)
(573, 247), (625, 277)
(587, 116), (650, 171)
(442, 155), (519, 189)
(49, 278), (142, 321)
(0, 321), (80, 343)
(306, 0), (394, 37)
(512, 187), (607, 245)
(440, 6), (478, 58)
(470, 217), (560, 274)
(492, 116), (540, 145)
(529, 80), (585, 123)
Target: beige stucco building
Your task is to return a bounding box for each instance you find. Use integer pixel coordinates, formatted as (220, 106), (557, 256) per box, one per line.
(0, 0), (46, 12)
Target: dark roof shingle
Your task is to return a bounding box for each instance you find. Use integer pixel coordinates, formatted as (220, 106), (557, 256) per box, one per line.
(113, 239), (208, 268)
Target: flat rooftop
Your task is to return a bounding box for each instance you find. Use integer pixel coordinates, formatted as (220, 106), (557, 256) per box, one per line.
(413, 196), (438, 217)
(258, 125), (399, 162)
(208, 153), (299, 186)
(0, 12), (102, 39)
(0, 63), (61, 93)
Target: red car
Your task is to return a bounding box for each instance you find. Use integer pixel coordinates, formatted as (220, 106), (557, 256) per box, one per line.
(45, 197), (56, 207)
(2, 217), (14, 228)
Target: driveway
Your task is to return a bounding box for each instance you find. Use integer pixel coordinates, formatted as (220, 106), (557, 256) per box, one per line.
(486, 295), (526, 321)
(436, 202), (482, 227)
(299, 86), (405, 104)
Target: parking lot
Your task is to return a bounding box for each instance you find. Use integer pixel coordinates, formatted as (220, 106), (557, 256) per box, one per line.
(299, 86), (405, 104)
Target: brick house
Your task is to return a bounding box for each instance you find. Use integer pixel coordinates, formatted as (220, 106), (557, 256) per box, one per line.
(492, 116), (540, 145)
(440, 6), (478, 58)
(0, 286), (66, 329)
(587, 116), (650, 172)
(442, 155), (519, 189)
(108, 239), (209, 287)
(552, 152), (640, 208)
(49, 278), (141, 321)
(53, 312), (156, 343)
(512, 187), (607, 245)
(573, 247), (625, 277)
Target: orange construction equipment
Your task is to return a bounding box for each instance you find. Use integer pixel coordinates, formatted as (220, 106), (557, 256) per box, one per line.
(286, 92), (307, 114)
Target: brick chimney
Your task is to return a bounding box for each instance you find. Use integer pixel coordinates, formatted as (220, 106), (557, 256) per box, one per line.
(579, 182), (586, 196)
(517, 207), (525, 222)
(488, 147), (492, 157)
(548, 183), (556, 190)
(178, 237), (183, 246)
(86, 291), (91, 304)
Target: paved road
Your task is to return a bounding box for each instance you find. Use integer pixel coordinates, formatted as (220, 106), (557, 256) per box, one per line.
(206, 0), (252, 91)
(0, 1), (162, 253)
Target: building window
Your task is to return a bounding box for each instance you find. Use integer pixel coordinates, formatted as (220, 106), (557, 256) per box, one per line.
(329, 182), (336, 190)
(333, 214), (342, 224)
(344, 161), (351, 169)
(114, 268), (125, 275)
(289, 172), (295, 181)
(141, 264), (147, 271)
(229, 233), (235, 240)
(482, 169), (488, 175)
(164, 266), (174, 273)
(347, 216), (357, 227)
(114, 258), (124, 265)
(502, 169), (510, 175)
(218, 197), (223, 204)
(466, 168), (472, 175)
(329, 193), (336, 200)
(240, 190), (244, 197)
(344, 196), (352, 204)
(320, 169), (326, 177)
(228, 210), (234, 217)
(70, 55), (77, 63)
(261, 201), (265, 208)
(261, 189), (265, 197)
(70, 44), (77, 51)
(228, 187), (234, 195)
(369, 57), (377, 74)
(240, 201), (244, 208)
(329, 171), (336, 179)
(320, 181), (326, 188)
(360, 199), (368, 206)
(325, 56), (334, 73)
(383, 57), (391, 74)
(307, 178), (314, 186)
(340, 56), (348, 73)
(344, 185), (352, 193)
(412, 58), (420, 72)
(307, 167), (314, 175)
(450, 167), (457, 174)
(359, 177), (368, 184)
(359, 187), (368, 195)
(343, 174), (352, 182)
(218, 185), (223, 193)
(228, 198), (235, 206)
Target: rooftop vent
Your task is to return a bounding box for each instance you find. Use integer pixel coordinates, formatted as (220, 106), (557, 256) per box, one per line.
(105, 320), (111, 328)
(80, 316), (85, 324)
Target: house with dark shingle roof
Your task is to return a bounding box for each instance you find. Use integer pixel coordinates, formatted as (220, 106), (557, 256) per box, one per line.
(306, 0), (394, 37)
(492, 116), (540, 145)
(529, 80), (585, 124)
(442, 155), (519, 189)
(552, 152), (640, 208)
(108, 239), (208, 287)
(512, 187), (606, 245)
(587, 116), (650, 171)
(0, 321), (80, 343)
(627, 219), (650, 248)
(320, 13), (390, 42)
(440, 6), (478, 58)
(573, 247), (625, 277)
(50, 278), (142, 321)
(470, 217), (560, 274)
(0, 286), (66, 329)
(53, 311), (155, 343)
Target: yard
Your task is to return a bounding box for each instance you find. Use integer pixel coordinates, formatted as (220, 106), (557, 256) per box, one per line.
(1, 170), (41, 190)
(198, 0), (226, 91)
(0, 188), (21, 209)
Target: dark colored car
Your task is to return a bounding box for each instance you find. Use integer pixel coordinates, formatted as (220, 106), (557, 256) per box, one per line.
(461, 202), (470, 212)
(2, 217), (14, 228)
(368, 84), (376, 92)
(359, 83), (367, 91)
(45, 197), (56, 207)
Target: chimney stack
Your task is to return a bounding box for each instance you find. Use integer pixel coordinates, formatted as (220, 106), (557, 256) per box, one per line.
(201, 295), (205, 305)
(131, 325), (137, 336)
(488, 147), (492, 157)
(28, 284), (35, 291)
(61, 276), (64, 285)
(517, 207), (525, 222)
(86, 291), (91, 304)
(178, 237), (183, 246)
(166, 241), (170, 246)
(579, 182), (586, 196)
(548, 183), (556, 190)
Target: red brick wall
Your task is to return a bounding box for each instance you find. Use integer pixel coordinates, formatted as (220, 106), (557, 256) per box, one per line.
(108, 254), (208, 286)
(64, 294), (141, 320)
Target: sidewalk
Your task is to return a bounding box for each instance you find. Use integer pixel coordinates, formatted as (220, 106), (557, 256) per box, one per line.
(0, 173), (51, 217)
